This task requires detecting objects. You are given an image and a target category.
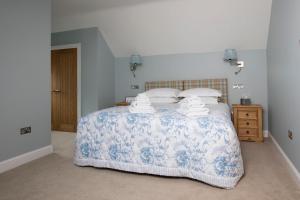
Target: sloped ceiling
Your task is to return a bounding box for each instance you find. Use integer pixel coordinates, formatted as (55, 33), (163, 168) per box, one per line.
(52, 0), (272, 57)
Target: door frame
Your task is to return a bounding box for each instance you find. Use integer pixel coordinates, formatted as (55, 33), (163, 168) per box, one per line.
(51, 43), (81, 121)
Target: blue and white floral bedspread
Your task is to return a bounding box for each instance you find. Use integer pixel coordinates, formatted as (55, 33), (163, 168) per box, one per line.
(74, 104), (244, 188)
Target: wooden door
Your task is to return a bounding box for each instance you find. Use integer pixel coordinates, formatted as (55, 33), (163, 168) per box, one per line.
(51, 48), (77, 132)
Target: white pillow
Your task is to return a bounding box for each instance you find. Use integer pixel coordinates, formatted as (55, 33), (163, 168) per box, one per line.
(179, 97), (218, 105)
(150, 97), (178, 104)
(146, 88), (180, 98)
(198, 97), (219, 104)
(178, 88), (222, 97)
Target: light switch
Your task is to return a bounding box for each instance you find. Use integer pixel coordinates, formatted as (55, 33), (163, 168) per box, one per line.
(131, 85), (139, 89)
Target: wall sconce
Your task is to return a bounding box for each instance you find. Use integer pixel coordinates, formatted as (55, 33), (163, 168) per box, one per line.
(130, 54), (142, 78)
(224, 49), (244, 75)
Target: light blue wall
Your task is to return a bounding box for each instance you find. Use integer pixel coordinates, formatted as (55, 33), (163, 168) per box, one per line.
(51, 27), (115, 116)
(115, 50), (268, 130)
(267, 0), (300, 171)
(0, 0), (51, 161)
(96, 30), (115, 109)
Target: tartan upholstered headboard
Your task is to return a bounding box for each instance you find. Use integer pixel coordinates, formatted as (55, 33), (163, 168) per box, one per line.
(145, 79), (228, 103)
(144, 80), (184, 90)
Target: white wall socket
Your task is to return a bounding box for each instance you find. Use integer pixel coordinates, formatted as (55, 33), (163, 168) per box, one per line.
(233, 84), (244, 89)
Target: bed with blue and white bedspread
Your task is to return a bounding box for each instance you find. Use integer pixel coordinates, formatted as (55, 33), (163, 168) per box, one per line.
(74, 103), (244, 188)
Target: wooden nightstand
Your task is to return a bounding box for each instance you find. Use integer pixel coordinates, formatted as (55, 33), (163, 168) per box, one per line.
(232, 104), (263, 142)
(115, 102), (130, 106)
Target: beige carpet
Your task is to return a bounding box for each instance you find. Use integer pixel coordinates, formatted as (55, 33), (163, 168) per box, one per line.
(0, 132), (299, 200)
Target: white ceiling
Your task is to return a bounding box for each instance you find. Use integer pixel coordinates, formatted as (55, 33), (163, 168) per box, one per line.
(52, 0), (273, 57)
(52, 0), (170, 17)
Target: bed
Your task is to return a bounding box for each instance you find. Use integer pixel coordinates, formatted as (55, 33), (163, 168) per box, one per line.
(74, 79), (244, 189)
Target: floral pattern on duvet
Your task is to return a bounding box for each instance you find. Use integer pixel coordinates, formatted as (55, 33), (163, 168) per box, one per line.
(74, 105), (243, 188)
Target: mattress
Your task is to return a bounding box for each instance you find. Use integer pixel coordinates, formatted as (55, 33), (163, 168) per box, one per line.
(74, 103), (244, 188)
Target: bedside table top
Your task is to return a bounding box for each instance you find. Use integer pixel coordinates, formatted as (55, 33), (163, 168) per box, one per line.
(115, 102), (130, 106)
(232, 104), (262, 108)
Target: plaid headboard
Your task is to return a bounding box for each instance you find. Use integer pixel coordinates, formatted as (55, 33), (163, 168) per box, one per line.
(145, 79), (228, 103)
(183, 79), (228, 103)
(145, 80), (184, 90)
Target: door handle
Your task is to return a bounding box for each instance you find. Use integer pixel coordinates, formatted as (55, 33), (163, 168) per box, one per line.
(52, 89), (61, 92)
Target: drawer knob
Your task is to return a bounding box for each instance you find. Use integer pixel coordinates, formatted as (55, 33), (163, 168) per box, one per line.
(246, 122), (250, 125)
(246, 130), (250, 134)
(246, 113), (249, 116)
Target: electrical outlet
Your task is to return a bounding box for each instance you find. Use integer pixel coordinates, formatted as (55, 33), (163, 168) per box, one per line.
(233, 84), (244, 89)
(131, 85), (139, 89)
(20, 126), (31, 135)
(288, 130), (293, 140)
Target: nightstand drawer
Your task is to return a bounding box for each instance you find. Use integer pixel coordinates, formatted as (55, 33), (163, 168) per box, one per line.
(238, 119), (258, 128)
(238, 110), (258, 119)
(238, 128), (258, 137)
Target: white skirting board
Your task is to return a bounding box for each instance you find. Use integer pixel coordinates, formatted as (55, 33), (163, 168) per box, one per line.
(263, 130), (269, 138)
(0, 145), (53, 174)
(270, 133), (300, 183)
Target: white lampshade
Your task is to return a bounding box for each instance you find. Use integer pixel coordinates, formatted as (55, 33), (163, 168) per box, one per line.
(130, 54), (142, 65)
(224, 49), (238, 61)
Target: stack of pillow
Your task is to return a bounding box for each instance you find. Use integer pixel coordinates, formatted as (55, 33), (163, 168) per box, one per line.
(145, 87), (221, 105)
(129, 87), (222, 114)
(178, 88), (221, 104)
(146, 88), (180, 104)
